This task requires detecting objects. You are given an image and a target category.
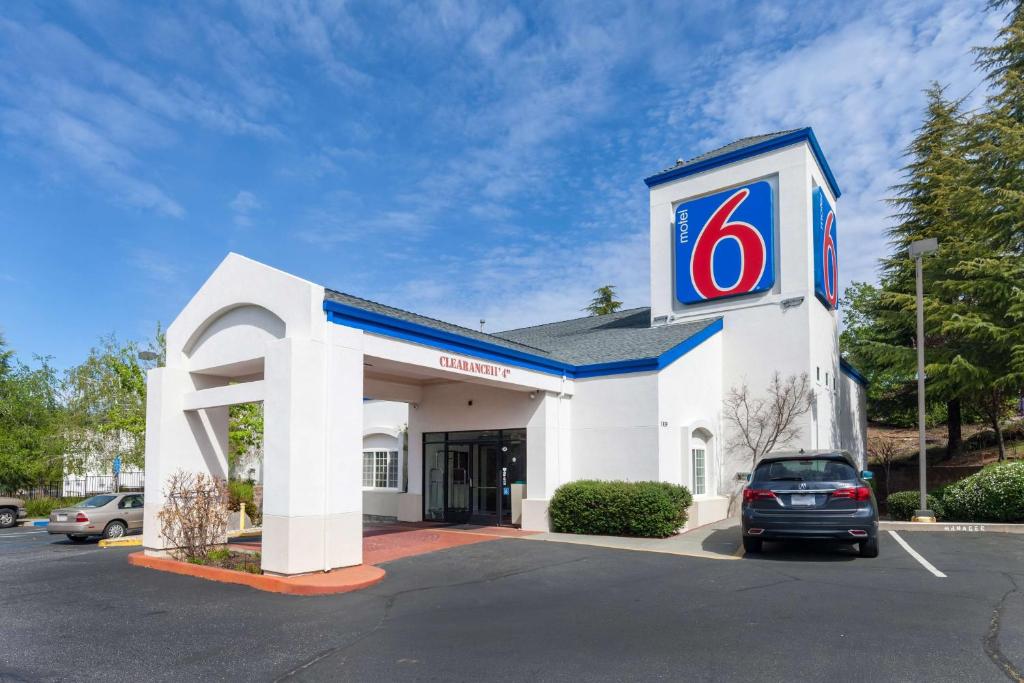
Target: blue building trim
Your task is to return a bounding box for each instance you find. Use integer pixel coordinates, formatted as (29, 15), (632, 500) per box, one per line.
(323, 300), (723, 380)
(324, 300), (573, 377)
(840, 358), (868, 387)
(644, 128), (842, 199)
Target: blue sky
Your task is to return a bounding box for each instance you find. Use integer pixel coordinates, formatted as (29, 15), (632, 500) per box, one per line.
(0, 0), (1002, 369)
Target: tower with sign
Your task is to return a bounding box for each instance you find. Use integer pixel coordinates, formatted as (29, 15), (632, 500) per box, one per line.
(645, 128), (865, 466)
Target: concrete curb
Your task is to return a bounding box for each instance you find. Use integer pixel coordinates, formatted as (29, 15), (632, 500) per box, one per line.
(18, 519), (48, 527)
(881, 521), (1024, 534)
(99, 536), (143, 548)
(227, 528), (262, 539)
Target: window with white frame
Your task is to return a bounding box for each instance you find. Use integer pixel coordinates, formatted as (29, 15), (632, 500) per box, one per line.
(362, 450), (399, 489)
(691, 447), (706, 495)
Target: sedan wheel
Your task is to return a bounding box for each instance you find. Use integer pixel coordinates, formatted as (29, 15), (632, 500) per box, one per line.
(0, 510), (15, 528)
(67, 534), (89, 543)
(103, 521), (127, 539)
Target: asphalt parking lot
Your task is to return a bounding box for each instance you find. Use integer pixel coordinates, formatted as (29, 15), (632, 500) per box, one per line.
(1, 525), (1022, 682)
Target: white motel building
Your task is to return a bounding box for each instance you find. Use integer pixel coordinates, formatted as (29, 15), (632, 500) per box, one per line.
(143, 128), (867, 575)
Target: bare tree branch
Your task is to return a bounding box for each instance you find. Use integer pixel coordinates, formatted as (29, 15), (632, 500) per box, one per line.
(724, 372), (814, 469)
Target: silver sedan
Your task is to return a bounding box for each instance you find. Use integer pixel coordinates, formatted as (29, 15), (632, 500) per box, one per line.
(47, 493), (144, 542)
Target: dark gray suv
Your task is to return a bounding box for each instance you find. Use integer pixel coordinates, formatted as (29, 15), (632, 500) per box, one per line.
(741, 450), (879, 557)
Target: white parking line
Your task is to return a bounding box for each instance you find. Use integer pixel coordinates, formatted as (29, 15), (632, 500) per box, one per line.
(0, 531), (47, 538)
(888, 530), (946, 578)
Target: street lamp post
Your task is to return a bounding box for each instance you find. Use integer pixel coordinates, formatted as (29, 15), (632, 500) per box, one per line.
(910, 237), (939, 523)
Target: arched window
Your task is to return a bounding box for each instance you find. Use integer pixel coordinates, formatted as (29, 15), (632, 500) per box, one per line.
(690, 428), (713, 496)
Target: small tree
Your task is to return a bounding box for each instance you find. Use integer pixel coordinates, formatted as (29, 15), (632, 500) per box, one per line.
(228, 401), (263, 478)
(867, 435), (900, 498)
(724, 372), (814, 468)
(157, 470), (229, 562)
(62, 326), (165, 473)
(583, 285), (622, 316)
(721, 373), (813, 513)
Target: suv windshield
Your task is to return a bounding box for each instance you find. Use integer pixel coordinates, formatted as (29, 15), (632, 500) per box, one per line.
(753, 459), (857, 483)
(78, 495), (116, 508)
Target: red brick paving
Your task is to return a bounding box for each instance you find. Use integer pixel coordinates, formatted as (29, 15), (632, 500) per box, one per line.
(141, 521), (542, 594)
(230, 522), (538, 565)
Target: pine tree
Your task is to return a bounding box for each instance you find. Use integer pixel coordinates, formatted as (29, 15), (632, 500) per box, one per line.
(972, 0), (1024, 254)
(583, 285), (622, 316)
(934, 0), (1024, 459)
(845, 85), (973, 452)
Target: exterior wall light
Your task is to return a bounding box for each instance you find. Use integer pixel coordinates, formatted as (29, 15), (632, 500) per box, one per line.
(780, 296), (804, 310)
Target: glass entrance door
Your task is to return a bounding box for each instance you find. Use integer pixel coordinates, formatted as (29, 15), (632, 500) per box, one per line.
(446, 444), (471, 523)
(471, 444), (500, 524)
(423, 430), (527, 526)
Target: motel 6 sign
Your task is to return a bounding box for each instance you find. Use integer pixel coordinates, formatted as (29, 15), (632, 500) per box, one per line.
(674, 181), (775, 305)
(812, 186), (839, 309)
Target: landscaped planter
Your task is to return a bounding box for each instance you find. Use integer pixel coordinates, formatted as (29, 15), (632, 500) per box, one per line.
(129, 552), (385, 595)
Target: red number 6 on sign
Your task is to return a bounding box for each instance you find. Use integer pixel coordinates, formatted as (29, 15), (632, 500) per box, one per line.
(689, 188), (768, 299)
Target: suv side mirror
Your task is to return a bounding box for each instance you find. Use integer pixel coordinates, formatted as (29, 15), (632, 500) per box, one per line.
(861, 470), (874, 480)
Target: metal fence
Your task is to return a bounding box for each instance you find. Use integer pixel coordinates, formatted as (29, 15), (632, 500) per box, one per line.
(1, 472), (146, 500)
(62, 472), (145, 497)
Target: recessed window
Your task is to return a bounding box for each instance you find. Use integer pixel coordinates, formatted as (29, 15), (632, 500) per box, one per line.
(363, 450), (399, 489)
(692, 448), (706, 495)
(825, 371), (830, 387)
(816, 366), (821, 382)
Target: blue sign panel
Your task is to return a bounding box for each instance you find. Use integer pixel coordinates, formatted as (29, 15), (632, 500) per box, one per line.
(674, 181), (775, 305)
(812, 186), (838, 309)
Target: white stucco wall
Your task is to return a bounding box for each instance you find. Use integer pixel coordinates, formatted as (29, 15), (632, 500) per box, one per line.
(655, 330), (723, 490)
(838, 370), (868, 468)
(569, 372), (659, 482)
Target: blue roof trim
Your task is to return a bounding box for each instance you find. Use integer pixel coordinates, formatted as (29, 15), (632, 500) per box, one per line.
(840, 358), (868, 387)
(574, 318), (723, 379)
(644, 128), (842, 199)
(323, 300), (723, 380)
(324, 299), (573, 377)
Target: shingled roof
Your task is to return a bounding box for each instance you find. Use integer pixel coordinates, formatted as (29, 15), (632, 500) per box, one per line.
(643, 127), (841, 198)
(648, 129), (801, 178)
(494, 308), (720, 366)
(324, 290), (719, 367)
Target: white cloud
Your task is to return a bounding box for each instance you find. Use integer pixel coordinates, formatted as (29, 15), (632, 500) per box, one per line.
(230, 190), (262, 227)
(652, 0), (1000, 295)
(130, 249), (181, 284)
(0, 12), (284, 218)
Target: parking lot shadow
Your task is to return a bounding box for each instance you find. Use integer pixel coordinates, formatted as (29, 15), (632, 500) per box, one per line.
(742, 539), (859, 562)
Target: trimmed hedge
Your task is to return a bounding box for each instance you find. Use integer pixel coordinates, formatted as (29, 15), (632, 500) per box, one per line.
(24, 497), (85, 518)
(941, 461), (1024, 522)
(886, 491), (944, 521)
(549, 480), (692, 538)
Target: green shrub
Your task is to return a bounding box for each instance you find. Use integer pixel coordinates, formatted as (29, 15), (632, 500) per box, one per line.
(549, 480), (693, 538)
(941, 461), (1024, 522)
(227, 480), (262, 526)
(885, 491), (944, 521)
(227, 480), (253, 511)
(25, 497), (84, 518)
